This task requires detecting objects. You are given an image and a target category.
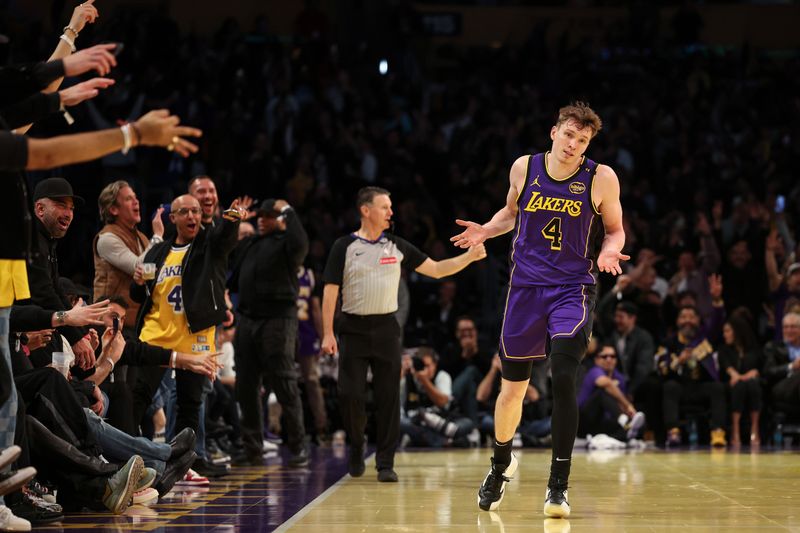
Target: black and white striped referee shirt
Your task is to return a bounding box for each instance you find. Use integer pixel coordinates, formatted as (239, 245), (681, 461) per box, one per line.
(324, 233), (428, 316)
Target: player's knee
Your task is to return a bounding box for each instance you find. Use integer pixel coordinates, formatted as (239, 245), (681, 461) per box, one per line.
(550, 335), (587, 364)
(498, 382), (527, 406)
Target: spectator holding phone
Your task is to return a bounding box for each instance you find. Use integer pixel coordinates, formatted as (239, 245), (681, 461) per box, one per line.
(93, 181), (165, 331)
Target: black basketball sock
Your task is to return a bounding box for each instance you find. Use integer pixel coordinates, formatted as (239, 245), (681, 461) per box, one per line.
(493, 438), (513, 468)
(548, 340), (583, 484)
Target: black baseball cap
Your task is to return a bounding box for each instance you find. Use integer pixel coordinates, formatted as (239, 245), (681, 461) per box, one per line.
(33, 178), (85, 206)
(257, 198), (280, 218)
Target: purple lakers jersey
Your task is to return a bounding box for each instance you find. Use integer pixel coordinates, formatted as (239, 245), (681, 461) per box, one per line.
(509, 152), (600, 286)
(297, 266), (319, 356)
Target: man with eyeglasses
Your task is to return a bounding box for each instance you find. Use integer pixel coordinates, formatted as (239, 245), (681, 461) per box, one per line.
(576, 345), (644, 443)
(130, 194), (244, 475)
(763, 312), (800, 410)
(440, 316), (491, 425)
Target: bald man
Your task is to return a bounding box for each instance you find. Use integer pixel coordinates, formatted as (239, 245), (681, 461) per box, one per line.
(130, 194), (245, 475)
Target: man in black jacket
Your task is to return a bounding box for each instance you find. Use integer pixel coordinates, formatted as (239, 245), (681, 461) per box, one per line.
(763, 312), (800, 412)
(22, 178), (96, 369)
(229, 198), (309, 467)
(130, 194), (242, 474)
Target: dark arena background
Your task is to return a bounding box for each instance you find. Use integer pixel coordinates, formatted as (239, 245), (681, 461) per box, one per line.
(1, 0), (799, 531)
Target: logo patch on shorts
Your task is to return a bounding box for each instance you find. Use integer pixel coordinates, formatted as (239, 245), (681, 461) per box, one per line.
(568, 182), (586, 194)
(380, 257), (398, 265)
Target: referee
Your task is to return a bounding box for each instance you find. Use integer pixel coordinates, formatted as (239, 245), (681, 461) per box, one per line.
(322, 187), (486, 482)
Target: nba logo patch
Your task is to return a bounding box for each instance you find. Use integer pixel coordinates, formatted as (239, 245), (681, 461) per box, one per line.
(569, 182), (586, 194)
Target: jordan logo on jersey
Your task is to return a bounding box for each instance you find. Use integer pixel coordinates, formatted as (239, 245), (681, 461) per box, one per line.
(523, 191), (582, 217)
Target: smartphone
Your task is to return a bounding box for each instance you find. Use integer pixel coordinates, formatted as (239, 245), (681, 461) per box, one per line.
(112, 316), (120, 335)
(775, 195), (786, 214)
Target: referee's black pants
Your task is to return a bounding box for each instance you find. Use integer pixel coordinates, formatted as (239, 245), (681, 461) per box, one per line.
(338, 313), (401, 471)
(234, 314), (305, 458)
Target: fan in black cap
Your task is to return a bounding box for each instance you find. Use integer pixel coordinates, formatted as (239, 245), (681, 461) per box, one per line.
(33, 178), (85, 207)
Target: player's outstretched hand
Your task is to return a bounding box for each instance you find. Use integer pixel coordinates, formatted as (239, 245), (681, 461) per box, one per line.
(450, 219), (488, 248)
(597, 249), (630, 276)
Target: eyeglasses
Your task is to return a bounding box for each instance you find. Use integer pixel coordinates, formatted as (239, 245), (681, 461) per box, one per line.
(598, 354), (617, 360)
(174, 207), (201, 217)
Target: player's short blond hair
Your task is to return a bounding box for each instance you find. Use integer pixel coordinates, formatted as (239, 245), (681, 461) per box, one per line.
(555, 101), (602, 138)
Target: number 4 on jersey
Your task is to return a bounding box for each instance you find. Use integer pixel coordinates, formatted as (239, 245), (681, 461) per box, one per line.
(541, 217), (563, 251)
(167, 285), (183, 312)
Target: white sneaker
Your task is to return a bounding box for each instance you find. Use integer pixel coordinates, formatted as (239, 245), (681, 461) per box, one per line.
(175, 469), (210, 487)
(132, 487), (159, 506)
(626, 412), (646, 440)
(543, 484), (570, 518)
(0, 505), (31, 532)
(262, 440), (279, 452)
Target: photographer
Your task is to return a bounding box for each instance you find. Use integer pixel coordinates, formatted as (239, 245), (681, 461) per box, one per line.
(399, 347), (475, 448)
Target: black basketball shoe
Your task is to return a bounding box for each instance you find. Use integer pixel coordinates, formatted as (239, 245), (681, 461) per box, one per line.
(543, 477), (570, 518)
(477, 453), (518, 511)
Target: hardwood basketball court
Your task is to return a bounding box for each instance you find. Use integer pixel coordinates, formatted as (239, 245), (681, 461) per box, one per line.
(279, 448), (800, 532)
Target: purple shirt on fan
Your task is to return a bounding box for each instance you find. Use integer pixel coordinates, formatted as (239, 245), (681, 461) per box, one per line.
(577, 366), (628, 408)
(297, 266), (319, 356)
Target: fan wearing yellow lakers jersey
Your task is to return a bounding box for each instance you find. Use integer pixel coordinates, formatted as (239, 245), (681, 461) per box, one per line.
(132, 194), (243, 469)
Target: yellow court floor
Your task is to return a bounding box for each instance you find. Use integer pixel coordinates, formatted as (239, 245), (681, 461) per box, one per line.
(279, 448), (800, 532)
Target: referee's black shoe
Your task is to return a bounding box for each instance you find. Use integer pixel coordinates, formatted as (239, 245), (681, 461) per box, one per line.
(377, 468), (398, 482)
(477, 453), (518, 511)
(348, 445), (365, 477)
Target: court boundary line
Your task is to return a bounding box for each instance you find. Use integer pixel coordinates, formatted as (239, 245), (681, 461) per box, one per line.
(273, 452), (376, 532)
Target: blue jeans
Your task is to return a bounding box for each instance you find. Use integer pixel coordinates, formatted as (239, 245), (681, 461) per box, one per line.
(0, 308), (17, 506)
(452, 366), (482, 423)
(158, 371), (177, 439)
(84, 409), (171, 475)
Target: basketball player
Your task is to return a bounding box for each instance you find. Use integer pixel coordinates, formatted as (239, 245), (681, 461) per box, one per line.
(451, 102), (628, 518)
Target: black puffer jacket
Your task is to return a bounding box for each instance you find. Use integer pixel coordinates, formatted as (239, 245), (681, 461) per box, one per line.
(132, 218), (239, 334)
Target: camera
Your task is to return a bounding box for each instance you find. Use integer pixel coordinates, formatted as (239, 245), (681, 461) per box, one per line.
(412, 356), (425, 372)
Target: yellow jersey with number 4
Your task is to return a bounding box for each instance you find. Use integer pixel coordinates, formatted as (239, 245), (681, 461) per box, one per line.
(139, 244), (215, 355)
